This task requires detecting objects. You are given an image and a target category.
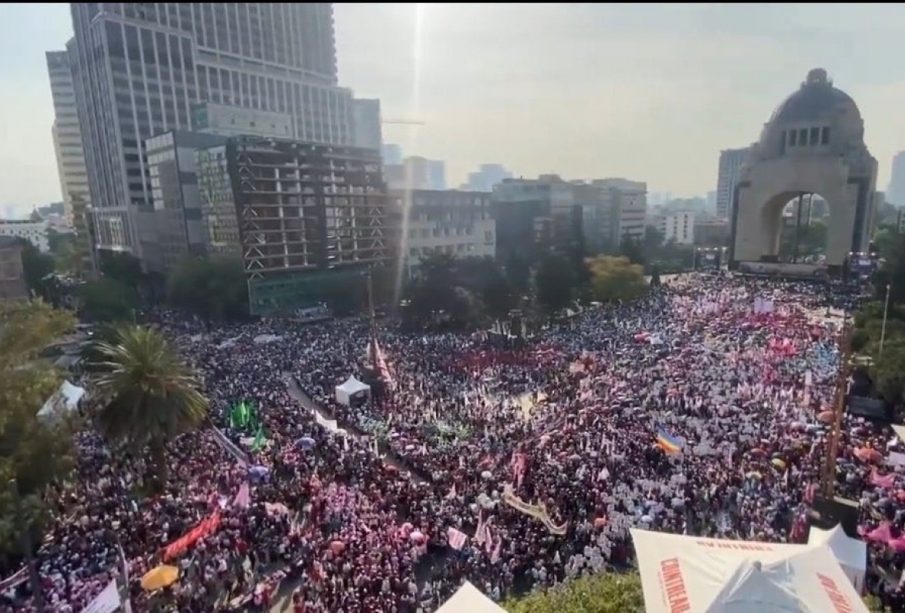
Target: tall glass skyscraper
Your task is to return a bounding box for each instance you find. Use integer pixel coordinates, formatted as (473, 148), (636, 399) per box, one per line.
(69, 3), (354, 257)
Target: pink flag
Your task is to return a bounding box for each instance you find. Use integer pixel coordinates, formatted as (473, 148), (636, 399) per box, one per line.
(484, 524), (495, 556)
(490, 535), (502, 564)
(233, 481), (251, 509)
(871, 468), (896, 489)
(447, 527), (467, 551)
(864, 522), (892, 544)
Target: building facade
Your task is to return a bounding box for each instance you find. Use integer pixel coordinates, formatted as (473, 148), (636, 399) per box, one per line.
(393, 189), (494, 268)
(384, 156), (446, 191)
(46, 49), (97, 278)
(351, 98), (382, 151)
(888, 151), (905, 207)
(0, 238), (28, 302)
(196, 136), (397, 314)
(462, 163), (513, 192)
(0, 220), (50, 252)
(492, 175), (582, 264)
(46, 50), (90, 223)
(659, 210), (695, 245)
(716, 147), (751, 219)
(69, 3), (353, 261)
(593, 178), (648, 246)
(142, 130), (227, 272)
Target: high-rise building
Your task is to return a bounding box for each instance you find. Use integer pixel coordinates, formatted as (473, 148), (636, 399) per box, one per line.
(46, 49), (97, 278)
(196, 136), (397, 315)
(351, 98), (382, 151)
(716, 146), (751, 219)
(427, 160), (447, 191)
(888, 151), (905, 207)
(381, 143), (403, 165)
(46, 50), (89, 223)
(463, 164), (513, 192)
(69, 3), (353, 263)
(592, 178), (648, 246)
(384, 156), (446, 190)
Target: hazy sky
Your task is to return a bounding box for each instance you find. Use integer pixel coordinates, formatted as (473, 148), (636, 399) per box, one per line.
(2, 3), (903, 215)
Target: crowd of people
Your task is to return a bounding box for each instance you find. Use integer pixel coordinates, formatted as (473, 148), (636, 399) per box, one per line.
(3, 271), (905, 612)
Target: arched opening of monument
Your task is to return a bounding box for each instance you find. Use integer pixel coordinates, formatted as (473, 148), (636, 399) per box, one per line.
(774, 193), (830, 263)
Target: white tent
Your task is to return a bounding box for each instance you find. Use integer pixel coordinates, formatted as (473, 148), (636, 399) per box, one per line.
(631, 529), (867, 613)
(807, 524), (867, 593)
(335, 375), (370, 406)
(436, 581), (506, 613)
(38, 380), (85, 418)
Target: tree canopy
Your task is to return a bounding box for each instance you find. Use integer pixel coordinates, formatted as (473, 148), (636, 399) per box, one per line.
(535, 252), (576, 319)
(504, 571), (644, 613)
(167, 256), (248, 321)
(587, 256), (648, 303)
(0, 301), (77, 606)
(91, 325), (209, 490)
(78, 278), (138, 323)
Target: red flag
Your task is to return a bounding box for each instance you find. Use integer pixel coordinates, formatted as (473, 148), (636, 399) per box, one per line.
(162, 510), (222, 561)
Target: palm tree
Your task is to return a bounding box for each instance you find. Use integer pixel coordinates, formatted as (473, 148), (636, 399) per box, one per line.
(91, 325), (208, 490)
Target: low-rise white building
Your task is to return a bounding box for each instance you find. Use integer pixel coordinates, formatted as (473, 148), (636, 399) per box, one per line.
(391, 189), (495, 268)
(0, 219), (50, 252)
(660, 210), (696, 245)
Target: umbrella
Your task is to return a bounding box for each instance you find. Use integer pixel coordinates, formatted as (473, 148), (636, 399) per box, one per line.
(641, 514), (653, 523)
(481, 470), (493, 480)
(141, 565), (179, 591)
(594, 517), (607, 529)
(746, 471), (762, 480)
(771, 458), (787, 470)
(749, 448), (766, 458)
(297, 436), (316, 450)
(330, 540), (346, 555)
(248, 465), (270, 478)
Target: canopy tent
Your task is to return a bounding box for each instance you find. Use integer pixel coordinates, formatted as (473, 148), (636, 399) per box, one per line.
(892, 424), (905, 446)
(807, 524), (867, 593)
(335, 375), (371, 406)
(436, 581), (506, 613)
(631, 529), (867, 613)
(38, 380), (85, 418)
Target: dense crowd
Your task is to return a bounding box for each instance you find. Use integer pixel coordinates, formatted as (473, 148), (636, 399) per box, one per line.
(3, 272), (905, 612)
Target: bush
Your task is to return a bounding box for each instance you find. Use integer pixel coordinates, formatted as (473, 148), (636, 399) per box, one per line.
(504, 571), (644, 613)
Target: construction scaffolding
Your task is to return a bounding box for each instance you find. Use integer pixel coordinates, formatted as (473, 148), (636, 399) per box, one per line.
(227, 136), (399, 314)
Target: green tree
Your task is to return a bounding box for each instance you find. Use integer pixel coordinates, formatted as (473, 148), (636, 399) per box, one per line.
(874, 340), (905, 406)
(504, 571), (644, 613)
(0, 301), (77, 611)
(18, 240), (54, 297)
(91, 325), (209, 491)
(619, 234), (646, 266)
(535, 252), (575, 321)
(588, 256), (648, 303)
(874, 232), (905, 304)
(99, 251), (143, 286)
(79, 278), (138, 323)
(167, 256), (248, 321)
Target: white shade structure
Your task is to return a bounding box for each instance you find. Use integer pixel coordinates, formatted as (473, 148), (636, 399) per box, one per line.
(436, 581), (506, 613)
(38, 380), (85, 418)
(807, 524), (867, 593)
(631, 528), (867, 613)
(335, 375), (371, 406)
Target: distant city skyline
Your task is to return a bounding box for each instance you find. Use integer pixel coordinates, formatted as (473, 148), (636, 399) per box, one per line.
(1, 3), (903, 217)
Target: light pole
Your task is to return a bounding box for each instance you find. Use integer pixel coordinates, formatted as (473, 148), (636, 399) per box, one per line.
(879, 283), (891, 358)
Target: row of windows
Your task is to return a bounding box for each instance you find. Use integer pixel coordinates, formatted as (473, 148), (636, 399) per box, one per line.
(410, 243), (484, 258)
(785, 126), (830, 149)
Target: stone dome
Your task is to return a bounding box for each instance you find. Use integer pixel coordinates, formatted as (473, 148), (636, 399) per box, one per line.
(751, 68), (867, 163)
(768, 68), (860, 124)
